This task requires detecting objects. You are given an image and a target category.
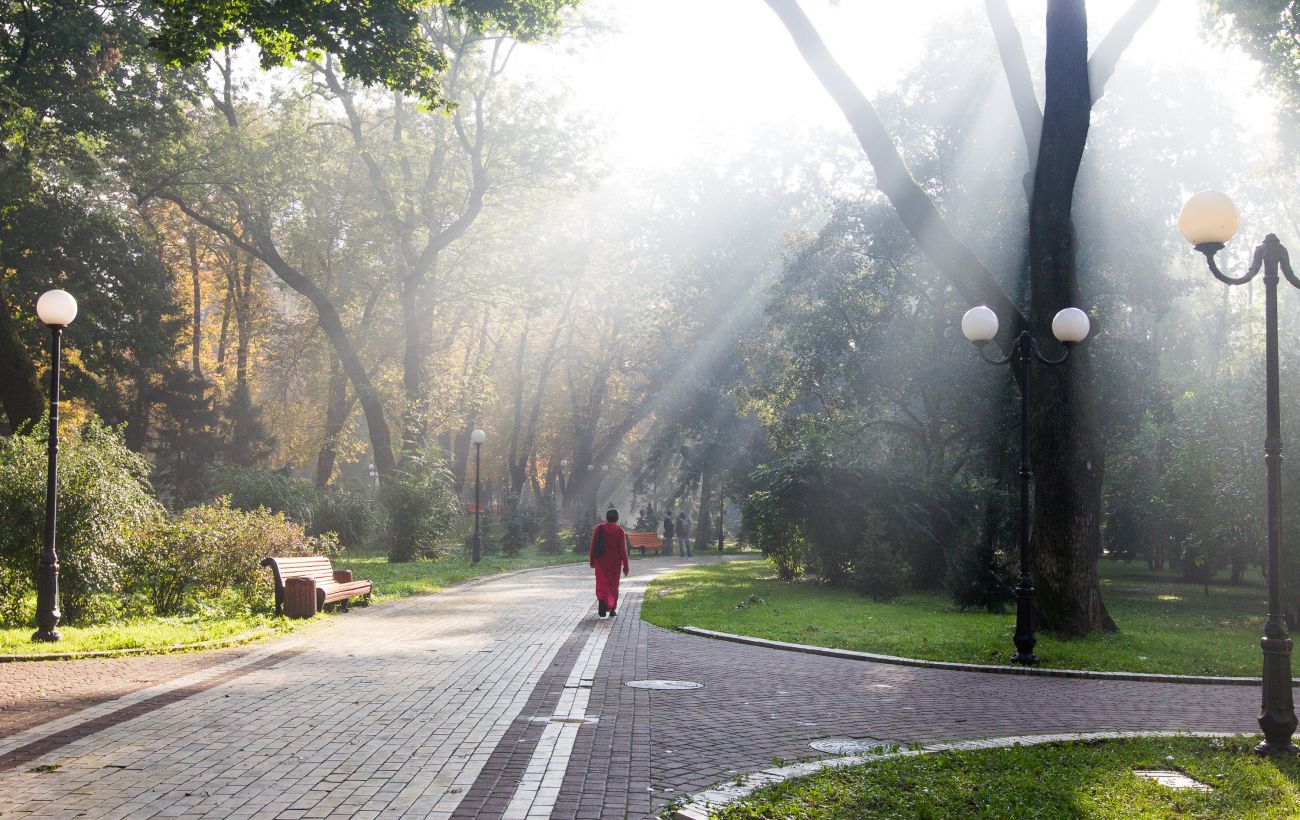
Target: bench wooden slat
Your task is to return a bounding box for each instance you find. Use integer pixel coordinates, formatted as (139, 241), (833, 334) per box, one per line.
(626, 532), (664, 554)
(261, 556), (372, 616)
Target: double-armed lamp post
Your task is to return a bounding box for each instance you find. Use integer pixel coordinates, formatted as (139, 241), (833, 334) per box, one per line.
(33, 289), (77, 643)
(1179, 190), (1298, 755)
(471, 428), (486, 564)
(961, 304), (1092, 665)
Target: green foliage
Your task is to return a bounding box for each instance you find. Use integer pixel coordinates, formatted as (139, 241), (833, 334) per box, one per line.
(715, 736), (1300, 819)
(381, 454), (460, 562)
(537, 497), (564, 555)
(314, 485), (381, 549)
(134, 499), (338, 616)
(852, 535), (908, 602)
(147, 0), (579, 106)
(946, 525), (1015, 613)
(631, 504), (658, 533)
(0, 415), (163, 624)
(500, 494), (527, 557)
(204, 464), (321, 524)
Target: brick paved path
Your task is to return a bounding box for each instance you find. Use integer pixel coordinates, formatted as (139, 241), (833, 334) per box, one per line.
(0, 555), (1262, 819)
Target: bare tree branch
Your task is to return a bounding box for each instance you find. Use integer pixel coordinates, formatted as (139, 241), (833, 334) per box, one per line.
(761, 0), (1024, 328)
(1088, 0), (1161, 104)
(984, 0), (1042, 161)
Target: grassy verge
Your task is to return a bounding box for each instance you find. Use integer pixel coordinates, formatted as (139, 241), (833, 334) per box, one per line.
(710, 736), (1299, 819)
(642, 560), (1268, 676)
(1, 543), (587, 657)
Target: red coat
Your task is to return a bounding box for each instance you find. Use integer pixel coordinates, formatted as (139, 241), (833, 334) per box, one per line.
(589, 522), (630, 609)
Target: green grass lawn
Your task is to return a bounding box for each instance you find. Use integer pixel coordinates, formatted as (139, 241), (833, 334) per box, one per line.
(642, 559), (1269, 676)
(711, 736), (1300, 819)
(0, 542), (589, 657)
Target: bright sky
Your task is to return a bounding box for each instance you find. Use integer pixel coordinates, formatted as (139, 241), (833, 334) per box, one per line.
(514, 0), (1266, 173)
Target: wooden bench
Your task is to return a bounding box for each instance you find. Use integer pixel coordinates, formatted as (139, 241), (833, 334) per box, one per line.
(626, 531), (664, 555)
(260, 556), (372, 618)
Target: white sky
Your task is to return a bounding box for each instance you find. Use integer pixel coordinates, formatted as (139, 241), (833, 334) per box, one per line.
(513, 0), (1267, 173)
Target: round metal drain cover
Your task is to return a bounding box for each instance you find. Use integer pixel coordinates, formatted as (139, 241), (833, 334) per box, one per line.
(810, 738), (879, 754)
(625, 679), (703, 690)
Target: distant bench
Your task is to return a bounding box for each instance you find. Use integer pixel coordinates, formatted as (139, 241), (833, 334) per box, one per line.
(261, 556), (372, 618)
(626, 531), (664, 555)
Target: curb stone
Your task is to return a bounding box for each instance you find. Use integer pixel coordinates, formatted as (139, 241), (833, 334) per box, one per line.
(679, 627), (1290, 686)
(668, 730), (1247, 819)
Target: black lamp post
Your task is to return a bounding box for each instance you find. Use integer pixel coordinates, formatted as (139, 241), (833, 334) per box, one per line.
(471, 428), (486, 564)
(33, 289), (77, 643)
(1179, 190), (1299, 755)
(962, 304), (1092, 665)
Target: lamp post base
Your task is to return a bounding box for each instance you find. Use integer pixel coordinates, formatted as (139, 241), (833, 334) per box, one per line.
(32, 627), (61, 643)
(1011, 651), (1039, 666)
(1255, 738), (1300, 756)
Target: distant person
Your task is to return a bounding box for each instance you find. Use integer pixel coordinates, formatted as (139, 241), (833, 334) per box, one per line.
(662, 510), (675, 557)
(589, 508), (630, 618)
(677, 511), (691, 557)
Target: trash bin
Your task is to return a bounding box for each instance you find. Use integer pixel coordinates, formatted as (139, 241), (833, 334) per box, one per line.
(284, 577), (318, 619)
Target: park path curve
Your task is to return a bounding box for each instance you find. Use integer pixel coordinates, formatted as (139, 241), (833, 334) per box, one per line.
(0, 554), (1262, 819)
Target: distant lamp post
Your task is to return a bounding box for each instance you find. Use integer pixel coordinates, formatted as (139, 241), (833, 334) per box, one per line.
(471, 429), (487, 564)
(961, 303), (1091, 665)
(367, 462), (378, 490)
(1179, 190), (1298, 756)
(33, 289), (77, 643)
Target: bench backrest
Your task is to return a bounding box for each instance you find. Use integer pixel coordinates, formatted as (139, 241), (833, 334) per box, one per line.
(627, 532), (661, 547)
(261, 556), (336, 589)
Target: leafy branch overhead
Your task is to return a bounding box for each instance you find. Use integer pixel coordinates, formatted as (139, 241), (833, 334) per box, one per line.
(147, 0), (580, 105)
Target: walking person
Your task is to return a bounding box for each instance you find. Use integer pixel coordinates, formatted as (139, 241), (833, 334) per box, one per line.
(677, 510), (691, 557)
(662, 509), (675, 558)
(590, 508), (630, 618)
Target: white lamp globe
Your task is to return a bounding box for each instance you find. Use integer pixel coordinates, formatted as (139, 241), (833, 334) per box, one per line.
(36, 290), (77, 327)
(470, 429), (486, 445)
(601, 465), (608, 472)
(1052, 308), (1091, 344)
(587, 464), (594, 471)
(1178, 191), (1239, 246)
(560, 459), (569, 468)
(961, 306), (999, 343)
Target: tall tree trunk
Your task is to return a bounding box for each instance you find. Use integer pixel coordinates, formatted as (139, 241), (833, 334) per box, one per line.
(0, 279), (43, 432)
(399, 279), (429, 460)
(696, 457), (715, 554)
(234, 254), (252, 395)
(187, 233), (203, 377)
(315, 353), (349, 489)
(507, 322), (531, 494)
(1027, 0), (1115, 635)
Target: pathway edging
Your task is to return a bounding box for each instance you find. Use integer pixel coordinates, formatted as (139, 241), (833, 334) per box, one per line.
(679, 626), (1284, 686)
(669, 730), (1248, 819)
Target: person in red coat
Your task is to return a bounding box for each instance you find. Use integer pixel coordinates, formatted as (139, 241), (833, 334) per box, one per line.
(589, 508), (631, 618)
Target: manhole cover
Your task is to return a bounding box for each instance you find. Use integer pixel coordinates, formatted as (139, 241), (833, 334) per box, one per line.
(625, 680), (704, 690)
(810, 738), (880, 754)
(1133, 770), (1212, 792)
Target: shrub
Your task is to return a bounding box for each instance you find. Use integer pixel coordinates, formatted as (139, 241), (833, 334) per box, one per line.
(852, 535), (908, 602)
(0, 414), (163, 624)
(381, 454), (460, 562)
(537, 497), (563, 555)
(501, 494), (527, 557)
(135, 499), (339, 616)
(313, 485), (380, 548)
(204, 464), (321, 524)
(0, 565), (32, 628)
(946, 534), (1015, 613)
